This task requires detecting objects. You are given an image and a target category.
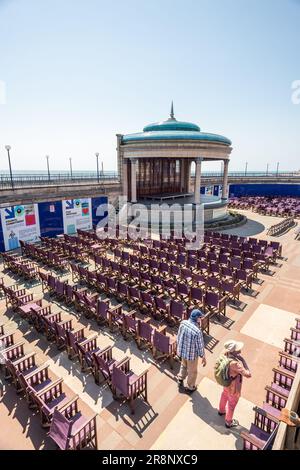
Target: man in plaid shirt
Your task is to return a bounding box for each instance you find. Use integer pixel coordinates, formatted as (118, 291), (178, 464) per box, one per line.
(177, 309), (206, 393)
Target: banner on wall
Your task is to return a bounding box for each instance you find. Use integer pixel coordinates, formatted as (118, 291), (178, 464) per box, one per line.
(205, 186), (213, 196)
(0, 204), (41, 251)
(62, 198), (92, 234)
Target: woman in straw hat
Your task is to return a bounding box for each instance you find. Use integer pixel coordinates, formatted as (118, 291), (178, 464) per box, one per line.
(218, 340), (251, 428)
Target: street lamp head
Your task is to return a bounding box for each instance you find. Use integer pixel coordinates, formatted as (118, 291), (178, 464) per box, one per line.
(46, 155), (49, 160)
(5, 145), (11, 151)
(95, 152), (99, 158)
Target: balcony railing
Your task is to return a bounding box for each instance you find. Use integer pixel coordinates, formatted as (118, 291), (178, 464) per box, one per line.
(0, 170), (299, 190)
(0, 171), (119, 189)
(193, 171), (300, 178)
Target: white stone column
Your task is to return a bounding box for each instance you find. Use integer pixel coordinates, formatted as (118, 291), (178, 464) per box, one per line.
(180, 160), (185, 192)
(130, 158), (137, 203)
(122, 158), (128, 199)
(222, 159), (229, 200)
(116, 134), (123, 184)
(194, 158), (203, 204)
(187, 160), (192, 193)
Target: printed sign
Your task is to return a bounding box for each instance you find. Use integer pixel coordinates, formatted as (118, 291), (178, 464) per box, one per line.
(213, 207), (227, 219)
(62, 198), (92, 234)
(213, 185), (219, 196)
(0, 204), (41, 251)
(205, 186), (213, 196)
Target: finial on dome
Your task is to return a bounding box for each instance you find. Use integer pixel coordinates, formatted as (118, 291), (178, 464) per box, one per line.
(170, 101), (175, 119)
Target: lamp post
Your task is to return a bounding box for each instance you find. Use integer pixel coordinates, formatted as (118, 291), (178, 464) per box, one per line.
(276, 162), (279, 177)
(5, 145), (14, 189)
(101, 161), (105, 192)
(69, 157), (73, 179)
(266, 163), (269, 176)
(245, 161), (248, 177)
(46, 155), (50, 181)
(95, 153), (99, 183)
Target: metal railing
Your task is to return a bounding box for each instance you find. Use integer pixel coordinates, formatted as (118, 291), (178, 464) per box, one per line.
(193, 171), (300, 178)
(0, 171), (119, 189)
(0, 170), (299, 190)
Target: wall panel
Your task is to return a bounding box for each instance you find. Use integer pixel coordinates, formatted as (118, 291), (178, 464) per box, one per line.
(229, 184), (300, 197)
(0, 195), (108, 252)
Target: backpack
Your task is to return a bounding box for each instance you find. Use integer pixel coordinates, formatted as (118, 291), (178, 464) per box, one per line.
(214, 354), (233, 387)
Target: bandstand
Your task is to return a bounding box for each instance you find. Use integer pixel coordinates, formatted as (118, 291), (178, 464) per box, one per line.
(116, 104), (232, 223)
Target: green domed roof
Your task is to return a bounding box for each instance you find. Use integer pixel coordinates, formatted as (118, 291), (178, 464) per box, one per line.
(143, 118), (200, 133)
(122, 103), (232, 146)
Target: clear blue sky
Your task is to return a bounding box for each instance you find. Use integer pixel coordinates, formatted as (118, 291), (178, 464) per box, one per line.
(0, 0), (299, 172)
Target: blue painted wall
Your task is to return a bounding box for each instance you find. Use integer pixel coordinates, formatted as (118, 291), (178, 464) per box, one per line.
(213, 185), (219, 196)
(0, 215), (4, 252)
(91, 196), (108, 227)
(229, 183), (300, 197)
(39, 200), (64, 238)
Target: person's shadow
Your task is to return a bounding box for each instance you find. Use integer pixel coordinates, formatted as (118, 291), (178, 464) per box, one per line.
(184, 390), (248, 450)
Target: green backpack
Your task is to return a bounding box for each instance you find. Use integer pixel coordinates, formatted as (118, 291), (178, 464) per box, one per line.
(214, 355), (233, 387)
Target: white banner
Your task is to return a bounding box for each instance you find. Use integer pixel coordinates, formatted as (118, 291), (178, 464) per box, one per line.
(0, 204), (41, 251)
(62, 198), (92, 234)
(205, 186), (213, 196)
(213, 207), (227, 219)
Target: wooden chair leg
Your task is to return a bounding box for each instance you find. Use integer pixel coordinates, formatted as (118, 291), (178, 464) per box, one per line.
(130, 397), (135, 414)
